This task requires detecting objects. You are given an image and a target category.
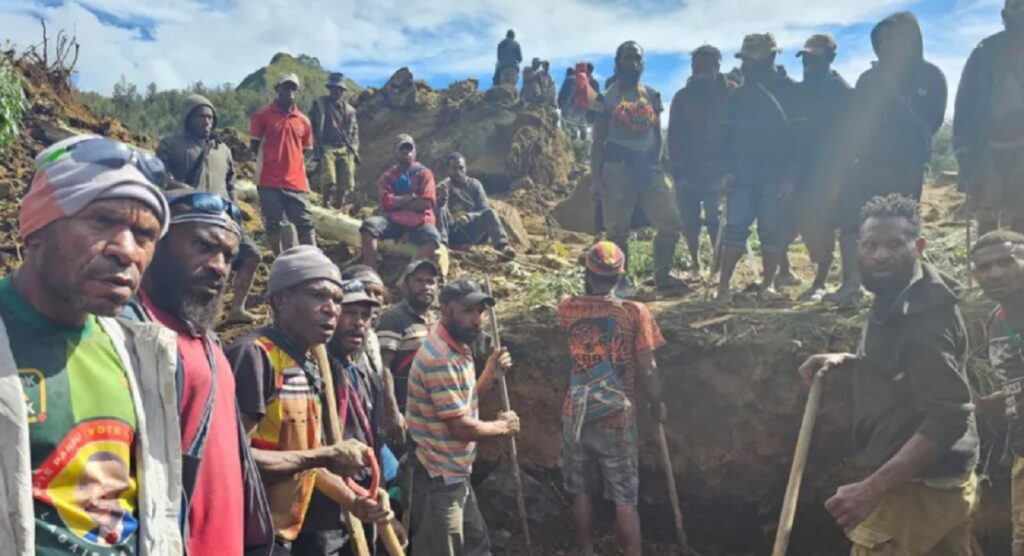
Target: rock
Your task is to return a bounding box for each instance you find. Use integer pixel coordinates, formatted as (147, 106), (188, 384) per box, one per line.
(483, 84), (519, 107)
(510, 176), (535, 191)
(381, 67), (417, 110)
(551, 174), (598, 234)
(490, 199), (530, 247)
(441, 79), (478, 104)
(475, 458), (565, 549)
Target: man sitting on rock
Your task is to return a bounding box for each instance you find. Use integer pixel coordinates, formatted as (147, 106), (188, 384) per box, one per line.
(436, 152), (516, 260)
(359, 134), (441, 270)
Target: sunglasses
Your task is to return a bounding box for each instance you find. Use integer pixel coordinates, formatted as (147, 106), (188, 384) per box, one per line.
(40, 137), (166, 188)
(169, 191), (242, 223)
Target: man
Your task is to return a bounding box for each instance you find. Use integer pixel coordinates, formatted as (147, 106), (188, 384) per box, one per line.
(828, 12), (947, 303)
(341, 264), (387, 377)
(404, 279), (520, 555)
(667, 44), (737, 276)
(250, 72), (316, 255)
(778, 34), (853, 300)
(969, 230), (1024, 555)
(377, 259), (440, 434)
(437, 152), (517, 260)
(359, 134), (441, 270)
(558, 241), (668, 556)
(0, 134), (182, 554)
(559, 67), (577, 113)
(494, 29), (523, 86)
(522, 58), (544, 104)
(157, 94), (262, 323)
(310, 72), (360, 210)
(539, 60), (558, 107)
(956, 0), (1024, 235)
(294, 278), (408, 555)
(591, 40), (686, 295)
(800, 194), (979, 555)
(228, 246), (388, 550)
(125, 189), (274, 554)
(717, 33), (800, 302)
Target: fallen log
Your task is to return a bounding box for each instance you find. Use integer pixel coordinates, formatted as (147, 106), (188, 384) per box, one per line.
(234, 179), (449, 276)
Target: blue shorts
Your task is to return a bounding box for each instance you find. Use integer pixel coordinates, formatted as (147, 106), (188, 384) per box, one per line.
(723, 184), (783, 252)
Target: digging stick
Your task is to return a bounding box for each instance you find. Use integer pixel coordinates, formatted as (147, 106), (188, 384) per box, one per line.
(655, 423), (695, 555)
(483, 277), (533, 555)
(771, 370), (825, 556)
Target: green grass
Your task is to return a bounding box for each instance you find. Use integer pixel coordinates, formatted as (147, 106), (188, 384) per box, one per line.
(0, 56), (26, 151)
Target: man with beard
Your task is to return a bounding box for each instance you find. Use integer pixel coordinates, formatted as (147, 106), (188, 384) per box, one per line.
(157, 94), (262, 324)
(294, 279), (408, 555)
(956, 0), (1024, 235)
(969, 230), (1024, 555)
(827, 13), (947, 304)
(229, 246), (385, 550)
(800, 194), (979, 555)
(436, 153), (516, 260)
(777, 34), (854, 300)
(559, 242), (668, 556)
(123, 188), (275, 555)
(592, 41), (686, 295)
(0, 134), (182, 554)
(667, 44), (737, 276)
(717, 33), (800, 302)
(404, 278), (520, 555)
(377, 260), (440, 437)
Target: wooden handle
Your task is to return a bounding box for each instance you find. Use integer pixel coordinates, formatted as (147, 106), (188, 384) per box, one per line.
(771, 372), (826, 556)
(656, 423), (693, 554)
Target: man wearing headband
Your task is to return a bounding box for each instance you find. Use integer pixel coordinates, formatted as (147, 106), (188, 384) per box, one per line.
(0, 135), (183, 554)
(122, 187), (274, 555)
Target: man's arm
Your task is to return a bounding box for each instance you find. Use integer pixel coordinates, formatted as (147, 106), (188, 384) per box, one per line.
(379, 350), (406, 434)
(590, 109), (609, 192)
(309, 100), (323, 152)
(636, 349), (666, 422)
(473, 180), (489, 212)
(444, 411), (518, 442)
(954, 46), (986, 190)
(241, 413), (363, 478)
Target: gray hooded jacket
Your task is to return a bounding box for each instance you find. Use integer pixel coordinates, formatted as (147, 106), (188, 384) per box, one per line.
(156, 94), (236, 200)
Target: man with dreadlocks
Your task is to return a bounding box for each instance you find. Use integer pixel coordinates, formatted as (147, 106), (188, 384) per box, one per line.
(591, 40), (686, 296)
(800, 194), (979, 555)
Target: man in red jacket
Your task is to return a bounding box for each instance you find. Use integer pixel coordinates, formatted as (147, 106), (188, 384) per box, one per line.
(360, 134), (441, 269)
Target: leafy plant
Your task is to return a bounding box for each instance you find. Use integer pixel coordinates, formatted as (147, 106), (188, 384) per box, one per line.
(0, 56), (27, 151)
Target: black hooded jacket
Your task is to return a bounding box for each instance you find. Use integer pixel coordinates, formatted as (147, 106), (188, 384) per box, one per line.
(849, 12), (948, 168)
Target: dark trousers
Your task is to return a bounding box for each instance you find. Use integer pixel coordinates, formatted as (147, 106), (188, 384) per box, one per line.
(440, 208), (510, 249)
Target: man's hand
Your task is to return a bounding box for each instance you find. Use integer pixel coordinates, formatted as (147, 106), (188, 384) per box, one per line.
(351, 493), (392, 523)
(974, 390), (1010, 417)
(324, 439), (369, 477)
(825, 480), (882, 530)
(497, 410), (521, 436)
(385, 411), (408, 442)
(778, 180), (795, 200)
(390, 517), (409, 548)
(798, 353), (857, 384)
(485, 347), (513, 380)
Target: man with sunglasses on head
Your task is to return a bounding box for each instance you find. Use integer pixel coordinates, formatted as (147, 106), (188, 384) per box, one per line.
(158, 94), (263, 324)
(121, 187), (276, 555)
(0, 134), (183, 555)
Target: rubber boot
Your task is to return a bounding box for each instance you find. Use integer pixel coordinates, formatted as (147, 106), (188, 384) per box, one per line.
(612, 238), (635, 298)
(822, 234), (864, 304)
(653, 237), (687, 292)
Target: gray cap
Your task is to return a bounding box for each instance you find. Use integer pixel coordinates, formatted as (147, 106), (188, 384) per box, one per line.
(276, 72), (301, 88)
(268, 245), (342, 295)
(440, 278), (495, 307)
(341, 279), (381, 306)
(394, 134), (415, 152)
(736, 33), (782, 60)
(399, 259), (440, 286)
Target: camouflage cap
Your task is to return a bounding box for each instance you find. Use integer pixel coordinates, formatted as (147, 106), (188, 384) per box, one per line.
(797, 34), (838, 57)
(735, 33), (781, 60)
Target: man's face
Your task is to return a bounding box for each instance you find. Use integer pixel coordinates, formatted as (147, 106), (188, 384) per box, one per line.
(442, 302), (485, 344)
(328, 86), (345, 101)
(691, 56), (720, 82)
(858, 216), (922, 293)
(1005, 0), (1024, 34)
(30, 199), (161, 317)
(616, 45), (644, 80)
(187, 106), (214, 138)
(801, 52), (832, 79)
(447, 157), (467, 183)
(741, 55), (774, 80)
(276, 279), (344, 347)
(277, 82), (298, 107)
(147, 221), (239, 332)
(396, 144), (416, 166)
(875, 25), (915, 67)
(973, 242), (1024, 304)
(406, 268), (438, 310)
(76, 454), (131, 532)
(332, 302), (374, 354)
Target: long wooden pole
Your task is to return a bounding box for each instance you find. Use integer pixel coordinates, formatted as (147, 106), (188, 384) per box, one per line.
(656, 423), (695, 555)
(771, 371), (825, 556)
(484, 278), (533, 555)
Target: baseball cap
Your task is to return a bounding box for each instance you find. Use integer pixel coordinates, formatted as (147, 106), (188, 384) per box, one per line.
(797, 34), (838, 57)
(399, 259), (440, 285)
(394, 134), (415, 151)
(276, 72), (301, 88)
(326, 72), (349, 89)
(440, 279), (495, 307)
(340, 279), (381, 306)
(736, 33), (782, 60)
(585, 241), (626, 276)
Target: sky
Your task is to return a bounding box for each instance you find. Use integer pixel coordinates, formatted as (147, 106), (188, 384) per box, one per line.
(0, 0), (1007, 115)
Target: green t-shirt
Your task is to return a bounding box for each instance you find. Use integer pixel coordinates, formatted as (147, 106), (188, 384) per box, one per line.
(0, 276), (140, 555)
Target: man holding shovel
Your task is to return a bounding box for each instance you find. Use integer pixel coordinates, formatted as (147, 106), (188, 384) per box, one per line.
(799, 195), (979, 555)
(558, 241), (668, 556)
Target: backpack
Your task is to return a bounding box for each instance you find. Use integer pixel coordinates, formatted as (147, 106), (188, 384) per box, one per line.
(567, 316), (631, 441)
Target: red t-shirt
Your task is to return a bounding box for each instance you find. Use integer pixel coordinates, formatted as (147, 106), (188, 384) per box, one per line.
(378, 163), (436, 227)
(141, 294), (245, 555)
(251, 102), (314, 192)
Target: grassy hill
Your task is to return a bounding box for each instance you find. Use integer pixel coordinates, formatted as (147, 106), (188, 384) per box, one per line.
(236, 52), (361, 94)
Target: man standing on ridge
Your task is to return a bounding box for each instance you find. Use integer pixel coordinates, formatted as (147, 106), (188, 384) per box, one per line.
(310, 72), (361, 211)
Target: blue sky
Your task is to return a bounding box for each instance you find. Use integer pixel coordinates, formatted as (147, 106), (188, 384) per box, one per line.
(0, 0), (1006, 114)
